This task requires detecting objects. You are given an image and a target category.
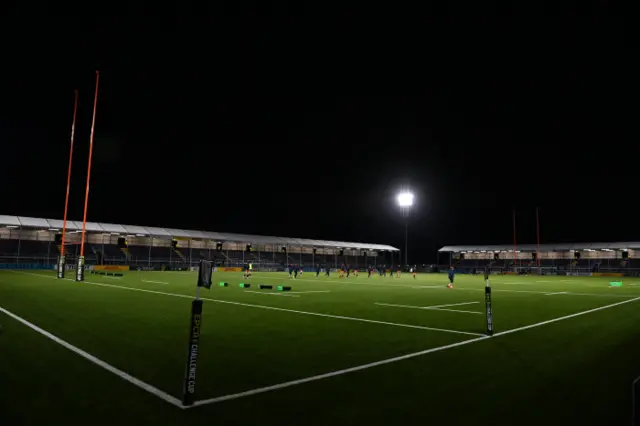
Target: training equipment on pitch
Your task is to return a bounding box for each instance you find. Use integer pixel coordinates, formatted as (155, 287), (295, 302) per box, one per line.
(484, 267), (493, 336)
(182, 260), (213, 406)
(260, 284), (273, 289)
(609, 281), (623, 287)
(277, 286), (291, 291)
(239, 283), (250, 288)
(218, 282), (228, 287)
(198, 260), (213, 289)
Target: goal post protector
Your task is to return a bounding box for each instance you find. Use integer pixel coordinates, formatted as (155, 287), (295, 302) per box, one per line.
(57, 255), (66, 279)
(484, 266), (493, 336)
(182, 260), (213, 406)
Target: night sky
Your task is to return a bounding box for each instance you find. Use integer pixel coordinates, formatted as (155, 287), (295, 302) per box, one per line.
(0, 17), (637, 262)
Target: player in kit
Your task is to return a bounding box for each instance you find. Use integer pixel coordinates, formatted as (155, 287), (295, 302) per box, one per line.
(353, 266), (358, 277)
(395, 264), (401, 278)
(345, 265), (350, 279)
(293, 265), (298, 279)
(325, 264), (330, 277)
(288, 264), (294, 279)
(243, 263), (252, 279)
(339, 264), (345, 278)
(316, 263), (321, 278)
(299, 265), (303, 277)
(412, 265), (417, 279)
(448, 266), (455, 288)
(367, 266), (372, 278)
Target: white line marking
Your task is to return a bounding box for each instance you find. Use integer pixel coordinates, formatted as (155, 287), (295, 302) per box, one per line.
(412, 285), (447, 289)
(243, 290), (299, 298)
(375, 303), (482, 315)
(565, 292), (631, 297)
(5, 271), (640, 409)
(493, 296), (640, 336)
(190, 294), (640, 408)
(142, 280), (169, 285)
(536, 280), (556, 283)
(104, 276), (122, 279)
(13, 271), (639, 299)
(287, 291), (331, 294)
(191, 334), (490, 407)
(0, 305), (184, 409)
(10, 272), (480, 337)
(424, 301), (479, 309)
(544, 292), (568, 296)
(429, 307), (482, 314)
(250, 274), (634, 298)
(464, 287), (636, 298)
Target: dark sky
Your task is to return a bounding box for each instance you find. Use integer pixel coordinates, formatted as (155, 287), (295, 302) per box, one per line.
(0, 16), (637, 262)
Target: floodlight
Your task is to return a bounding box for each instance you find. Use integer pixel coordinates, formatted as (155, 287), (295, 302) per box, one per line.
(397, 192), (414, 207)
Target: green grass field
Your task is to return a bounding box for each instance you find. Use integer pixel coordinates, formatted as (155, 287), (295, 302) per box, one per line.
(1, 269), (640, 425)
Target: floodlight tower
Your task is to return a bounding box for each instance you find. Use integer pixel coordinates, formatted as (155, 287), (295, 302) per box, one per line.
(396, 191), (414, 266)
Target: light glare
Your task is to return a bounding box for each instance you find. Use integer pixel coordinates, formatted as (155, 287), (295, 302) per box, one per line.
(397, 192), (414, 207)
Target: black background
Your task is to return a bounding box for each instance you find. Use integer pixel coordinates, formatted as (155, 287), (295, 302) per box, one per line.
(0, 16), (637, 262)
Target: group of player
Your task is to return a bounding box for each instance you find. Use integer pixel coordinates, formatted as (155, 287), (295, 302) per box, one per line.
(287, 264), (305, 279)
(284, 264), (420, 279)
(261, 262), (455, 288)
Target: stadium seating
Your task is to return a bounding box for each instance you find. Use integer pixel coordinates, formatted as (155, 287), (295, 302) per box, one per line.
(17, 240), (51, 257)
(125, 245), (149, 261)
(0, 239), (52, 258)
(0, 238), (20, 255)
(102, 244), (125, 259)
(2, 234), (638, 277)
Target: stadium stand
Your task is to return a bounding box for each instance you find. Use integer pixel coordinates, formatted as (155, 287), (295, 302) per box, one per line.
(17, 240), (51, 257)
(0, 238), (19, 255)
(0, 215), (399, 270)
(438, 242), (640, 276)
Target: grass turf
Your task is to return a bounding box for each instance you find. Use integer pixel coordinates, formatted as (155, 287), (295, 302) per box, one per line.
(1, 269), (640, 425)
